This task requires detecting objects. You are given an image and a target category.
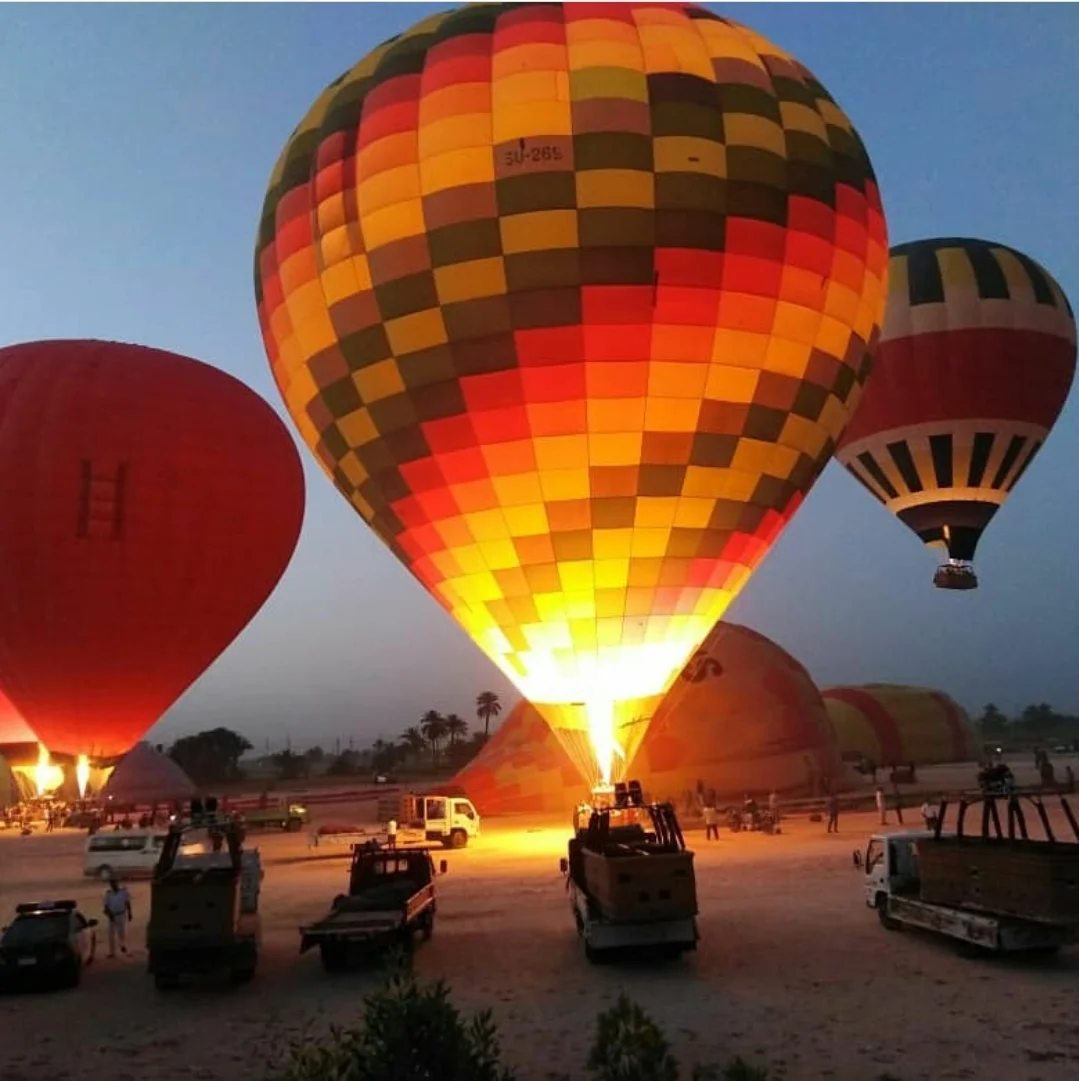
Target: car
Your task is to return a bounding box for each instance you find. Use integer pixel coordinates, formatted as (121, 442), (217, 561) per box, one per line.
(0, 901), (98, 990)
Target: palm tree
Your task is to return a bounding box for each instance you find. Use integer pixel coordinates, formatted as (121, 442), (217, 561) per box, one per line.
(444, 713), (469, 746)
(476, 690), (502, 738)
(400, 726), (427, 761)
(420, 710), (448, 766)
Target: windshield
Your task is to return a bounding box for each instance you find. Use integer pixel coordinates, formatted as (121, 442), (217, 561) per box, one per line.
(3, 914), (69, 947)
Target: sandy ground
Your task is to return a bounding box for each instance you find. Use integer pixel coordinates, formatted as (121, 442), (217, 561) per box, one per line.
(1, 792), (1078, 1081)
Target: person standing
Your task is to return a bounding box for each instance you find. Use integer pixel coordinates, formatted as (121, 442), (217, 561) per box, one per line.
(826, 793), (840, 834)
(875, 786), (887, 826)
(892, 782), (905, 825)
(102, 879), (133, 958)
(387, 816), (398, 850)
(703, 799), (719, 841)
(768, 789), (779, 824)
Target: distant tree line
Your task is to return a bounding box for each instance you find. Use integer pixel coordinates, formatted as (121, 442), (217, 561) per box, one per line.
(166, 691), (504, 787)
(976, 702), (1079, 749)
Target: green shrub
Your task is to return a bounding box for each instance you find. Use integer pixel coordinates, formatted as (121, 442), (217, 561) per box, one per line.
(272, 966), (516, 1081)
(272, 969), (769, 1081)
(588, 994), (680, 1081)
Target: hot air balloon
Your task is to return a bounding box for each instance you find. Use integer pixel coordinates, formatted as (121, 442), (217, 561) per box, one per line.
(630, 621), (845, 799)
(0, 340), (306, 761)
(821, 684), (979, 768)
(255, 2), (888, 786)
(837, 237), (1076, 590)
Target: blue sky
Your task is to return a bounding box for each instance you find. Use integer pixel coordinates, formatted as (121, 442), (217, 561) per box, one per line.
(2, 3), (1076, 748)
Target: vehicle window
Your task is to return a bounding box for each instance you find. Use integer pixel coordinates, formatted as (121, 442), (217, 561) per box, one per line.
(453, 802), (475, 819)
(866, 838), (885, 873)
(426, 798), (447, 819)
(3, 915), (68, 946)
(88, 834), (151, 853)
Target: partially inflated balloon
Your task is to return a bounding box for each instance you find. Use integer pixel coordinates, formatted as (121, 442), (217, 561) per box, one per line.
(0, 341), (306, 758)
(255, 2), (887, 782)
(837, 237), (1076, 589)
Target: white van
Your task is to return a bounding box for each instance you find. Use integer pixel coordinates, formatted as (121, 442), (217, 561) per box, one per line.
(82, 830), (204, 880)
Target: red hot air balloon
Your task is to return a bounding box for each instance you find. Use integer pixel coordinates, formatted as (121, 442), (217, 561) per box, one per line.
(0, 340), (306, 759)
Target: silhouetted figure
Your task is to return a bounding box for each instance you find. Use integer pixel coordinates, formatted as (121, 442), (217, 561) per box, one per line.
(826, 793), (839, 833)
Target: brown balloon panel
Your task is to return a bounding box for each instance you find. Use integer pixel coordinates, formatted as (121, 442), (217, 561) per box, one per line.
(256, 2), (889, 719)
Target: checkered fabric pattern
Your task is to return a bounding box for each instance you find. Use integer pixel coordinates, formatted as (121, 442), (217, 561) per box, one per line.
(255, 2), (888, 711)
(631, 620), (844, 799)
(838, 237), (1076, 563)
(821, 684), (979, 767)
(444, 698), (584, 814)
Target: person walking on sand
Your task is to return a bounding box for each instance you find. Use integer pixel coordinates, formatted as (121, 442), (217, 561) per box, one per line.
(387, 816), (397, 850)
(875, 786), (887, 826)
(103, 879), (133, 958)
(826, 793), (840, 834)
(703, 799), (719, 841)
(892, 782), (905, 825)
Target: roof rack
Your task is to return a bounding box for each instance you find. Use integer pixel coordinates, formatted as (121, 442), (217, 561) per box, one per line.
(933, 790), (1079, 843)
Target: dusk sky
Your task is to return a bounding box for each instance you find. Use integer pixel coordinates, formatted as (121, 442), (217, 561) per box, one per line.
(2, 3), (1076, 750)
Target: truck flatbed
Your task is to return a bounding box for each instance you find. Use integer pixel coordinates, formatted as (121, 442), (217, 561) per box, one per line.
(880, 894), (1074, 953)
(300, 848), (447, 971)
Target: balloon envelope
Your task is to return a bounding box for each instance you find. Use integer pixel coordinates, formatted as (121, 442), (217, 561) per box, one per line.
(821, 684), (979, 766)
(629, 621), (844, 799)
(0, 340), (306, 758)
(255, 2), (887, 781)
(837, 237), (1076, 584)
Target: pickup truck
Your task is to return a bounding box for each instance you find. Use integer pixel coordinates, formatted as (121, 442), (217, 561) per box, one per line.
(300, 846), (447, 972)
(239, 801), (308, 833)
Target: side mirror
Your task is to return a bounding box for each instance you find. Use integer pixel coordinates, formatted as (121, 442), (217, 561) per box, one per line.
(559, 857), (568, 874)
(852, 850), (863, 870)
(87, 919), (99, 928)
(439, 860), (448, 875)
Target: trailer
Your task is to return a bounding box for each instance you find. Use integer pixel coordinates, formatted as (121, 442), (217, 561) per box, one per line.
(300, 846), (447, 972)
(560, 780), (698, 963)
(854, 790), (1079, 956)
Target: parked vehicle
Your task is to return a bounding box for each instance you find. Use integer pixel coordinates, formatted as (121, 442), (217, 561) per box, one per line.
(377, 792), (480, 849)
(239, 801), (308, 833)
(854, 791), (1079, 956)
(300, 846), (446, 972)
(561, 782), (698, 963)
(0, 900), (98, 990)
(146, 810), (262, 990)
(83, 829), (204, 880)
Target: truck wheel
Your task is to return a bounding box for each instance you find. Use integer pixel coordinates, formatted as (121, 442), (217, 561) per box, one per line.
(285, 817), (303, 833)
(448, 829), (467, 849)
(63, 958), (83, 989)
(420, 911), (435, 941)
(154, 971), (180, 991)
(320, 944), (348, 973)
(876, 894), (900, 931)
(584, 940), (606, 965)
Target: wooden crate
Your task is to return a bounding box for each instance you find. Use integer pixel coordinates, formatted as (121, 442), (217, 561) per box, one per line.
(918, 839), (1079, 925)
(582, 848), (697, 924)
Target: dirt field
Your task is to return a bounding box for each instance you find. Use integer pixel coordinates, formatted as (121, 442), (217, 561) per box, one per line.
(1, 792), (1078, 1081)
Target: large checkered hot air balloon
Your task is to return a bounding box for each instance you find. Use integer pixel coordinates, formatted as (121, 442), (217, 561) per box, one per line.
(255, 2), (888, 786)
(837, 237), (1076, 590)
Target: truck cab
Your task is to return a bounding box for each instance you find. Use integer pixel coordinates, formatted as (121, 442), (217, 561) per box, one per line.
(393, 794), (480, 849)
(856, 831), (931, 910)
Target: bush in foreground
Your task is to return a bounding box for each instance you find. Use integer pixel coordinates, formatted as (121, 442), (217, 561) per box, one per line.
(271, 967), (769, 1081)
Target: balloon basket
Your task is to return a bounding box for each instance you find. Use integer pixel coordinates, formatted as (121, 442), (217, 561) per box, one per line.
(933, 562), (978, 590)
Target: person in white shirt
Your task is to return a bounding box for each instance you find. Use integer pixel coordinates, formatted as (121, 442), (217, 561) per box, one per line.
(102, 879), (133, 958)
(875, 786), (887, 825)
(387, 817), (397, 850)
